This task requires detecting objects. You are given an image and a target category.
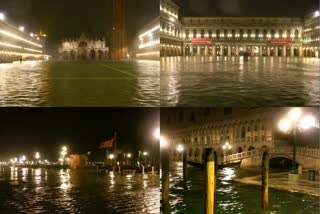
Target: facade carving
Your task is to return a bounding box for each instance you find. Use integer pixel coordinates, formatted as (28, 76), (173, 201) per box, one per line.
(58, 33), (109, 61)
(160, 0), (320, 58)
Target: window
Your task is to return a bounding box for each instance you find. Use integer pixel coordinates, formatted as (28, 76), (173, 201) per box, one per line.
(262, 135), (265, 141)
(254, 136), (258, 142)
(201, 29), (205, 38)
(295, 29), (299, 39)
(240, 29), (244, 39)
(254, 125), (257, 131)
(263, 29), (267, 39)
(287, 29), (291, 38)
(216, 29), (220, 39)
(255, 29), (259, 38)
(193, 29), (197, 38)
(279, 29), (283, 38)
(185, 30), (189, 39)
(247, 126), (251, 132)
(232, 29), (236, 38)
(241, 127), (246, 139)
(224, 107), (232, 115)
(208, 29), (212, 38)
(247, 136), (251, 142)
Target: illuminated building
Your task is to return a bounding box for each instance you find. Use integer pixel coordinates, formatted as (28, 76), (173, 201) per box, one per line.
(111, 0), (128, 60)
(160, 0), (320, 58)
(58, 33), (109, 60)
(161, 108), (320, 166)
(0, 15), (44, 63)
(135, 17), (160, 60)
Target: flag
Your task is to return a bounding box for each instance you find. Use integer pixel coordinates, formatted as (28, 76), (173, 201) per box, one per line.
(99, 138), (114, 149)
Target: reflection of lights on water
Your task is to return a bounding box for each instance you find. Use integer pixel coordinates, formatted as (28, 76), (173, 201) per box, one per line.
(221, 167), (235, 181)
(59, 169), (71, 190)
(22, 168), (28, 182)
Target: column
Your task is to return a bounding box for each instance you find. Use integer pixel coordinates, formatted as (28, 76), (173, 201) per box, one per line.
(205, 46), (208, 56)
(290, 46), (294, 57)
(212, 46), (216, 56)
(282, 46), (286, 57)
(252, 45), (255, 56)
(299, 46), (303, 57)
(259, 46), (263, 57)
(227, 46), (231, 56)
(275, 46), (278, 57)
(236, 46), (239, 56)
(197, 46), (200, 56)
(183, 45), (186, 56)
(267, 47), (270, 57)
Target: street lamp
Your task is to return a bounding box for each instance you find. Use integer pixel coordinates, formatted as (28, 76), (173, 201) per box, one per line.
(35, 152), (40, 159)
(278, 108), (315, 174)
(154, 128), (160, 140)
(0, 13), (5, 21)
(19, 26), (25, 32)
(222, 142), (232, 156)
(160, 136), (168, 148)
(176, 144), (184, 153)
(143, 152), (148, 165)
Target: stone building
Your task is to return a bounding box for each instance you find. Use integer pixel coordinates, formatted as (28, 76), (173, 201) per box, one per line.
(160, 0), (320, 58)
(58, 33), (109, 61)
(161, 108), (320, 167)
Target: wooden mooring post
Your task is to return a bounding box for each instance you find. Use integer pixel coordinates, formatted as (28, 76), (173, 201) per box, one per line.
(205, 148), (215, 214)
(261, 151), (269, 209)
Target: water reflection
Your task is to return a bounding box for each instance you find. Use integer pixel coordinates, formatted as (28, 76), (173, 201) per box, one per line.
(169, 162), (320, 214)
(161, 57), (320, 106)
(0, 167), (160, 213)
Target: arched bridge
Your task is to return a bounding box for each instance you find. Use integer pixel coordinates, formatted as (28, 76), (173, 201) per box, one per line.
(223, 146), (320, 169)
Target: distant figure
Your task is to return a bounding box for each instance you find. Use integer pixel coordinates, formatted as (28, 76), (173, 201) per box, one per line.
(19, 57), (23, 64)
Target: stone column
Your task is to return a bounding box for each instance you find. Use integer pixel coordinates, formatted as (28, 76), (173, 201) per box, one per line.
(205, 46), (208, 56)
(290, 46), (294, 57)
(282, 46), (286, 57)
(259, 46), (263, 57)
(213, 46), (216, 56)
(267, 47), (271, 57)
(197, 46), (201, 56)
(275, 46), (278, 57)
(236, 46), (239, 56)
(299, 46), (303, 57)
(228, 46), (231, 56)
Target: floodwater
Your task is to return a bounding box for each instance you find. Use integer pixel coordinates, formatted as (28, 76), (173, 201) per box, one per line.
(0, 60), (160, 107)
(164, 162), (320, 214)
(0, 167), (160, 213)
(160, 56), (320, 106)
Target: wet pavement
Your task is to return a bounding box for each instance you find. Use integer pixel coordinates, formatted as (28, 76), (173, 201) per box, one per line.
(163, 162), (320, 214)
(235, 171), (320, 196)
(0, 167), (160, 213)
(160, 56), (320, 107)
(0, 60), (160, 107)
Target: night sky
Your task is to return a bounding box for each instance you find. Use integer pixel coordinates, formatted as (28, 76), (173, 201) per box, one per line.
(174, 0), (319, 17)
(0, 0), (159, 54)
(0, 108), (160, 162)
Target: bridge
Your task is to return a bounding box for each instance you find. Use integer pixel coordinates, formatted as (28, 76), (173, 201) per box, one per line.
(223, 146), (320, 169)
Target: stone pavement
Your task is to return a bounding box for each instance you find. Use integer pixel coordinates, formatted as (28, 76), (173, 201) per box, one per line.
(234, 171), (320, 196)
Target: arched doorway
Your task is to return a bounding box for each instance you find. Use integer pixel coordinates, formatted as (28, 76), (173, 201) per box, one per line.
(78, 41), (88, 60)
(248, 146), (255, 151)
(270, 157), (299, 169)
(70, 51), (76, 60)
(98, 50), (104, 60)
(90, 50), (96, 60)
(238, 147), (244, 153)
(63, 51), (69, 60)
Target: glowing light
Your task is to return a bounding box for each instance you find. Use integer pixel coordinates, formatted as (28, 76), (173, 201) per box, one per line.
(19, 26), (25, 32)
(127, 153), (132, 158)
(35, 152), (40, 159)
(62, 146), (67, 152)
(154, 128), (160, 140)
(0, 29), (42, 48)
(279, 119), (291, 132)
(0, 13), (5, 21)
(176, 144), (184, 153)
(169, 17), (175, 22)
(24, 48), (43, 53)
(299, 115), (316, 130)
(30, 33), (34, 37)
(136, 51), (160, 57)
(139, 25), (160, 39)
(314, 11), (320, 17)
(289, 108), (301, 121)
(109, 154), (114, 160)
(0, 41), (22, 49)
(22, 155), (26, 161)
(143, 152), (148, 156)
(160, 136), (168, 148)
(139, 40), (160, 49)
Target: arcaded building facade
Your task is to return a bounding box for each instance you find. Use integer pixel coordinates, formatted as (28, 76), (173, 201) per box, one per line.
(59, 34), (109, 61)
(161, 108), (320, 163)
(160, 0), (320, 58)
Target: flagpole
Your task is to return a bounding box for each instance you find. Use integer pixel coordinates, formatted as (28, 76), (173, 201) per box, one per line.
(114, 132), (117, 162)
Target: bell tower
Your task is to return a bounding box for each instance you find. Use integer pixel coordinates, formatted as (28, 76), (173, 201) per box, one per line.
(111, 0), (128, 59)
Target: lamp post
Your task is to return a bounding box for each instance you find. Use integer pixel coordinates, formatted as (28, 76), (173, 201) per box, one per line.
(143, 151), (148, 166)
(60, 146), (68, 165)
(222, 142), (232, 157)
(278, 108), (315, 175)
(35, 152), (40, 165)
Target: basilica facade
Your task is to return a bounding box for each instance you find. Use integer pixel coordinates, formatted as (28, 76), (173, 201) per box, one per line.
(58, 34), (109, 61)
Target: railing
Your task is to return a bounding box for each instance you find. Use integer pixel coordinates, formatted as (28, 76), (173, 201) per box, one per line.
(223, 146), (320, 163)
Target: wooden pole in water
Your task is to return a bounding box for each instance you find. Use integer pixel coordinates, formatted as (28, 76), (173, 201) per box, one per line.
(161, 146), (170, 205)
(261, 151), (269, 209)
(205, 148), (215, 214)
(183, 150), (187, 188)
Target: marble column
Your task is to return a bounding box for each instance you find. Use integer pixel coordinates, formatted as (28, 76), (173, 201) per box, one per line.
(213, 46), (216, 56)
(259, 46), (263, 57)
(227, 46), (231, 56)
(275, 46), (279, 57)
(197, 46), (200, 56)
(205, 46), (208, 56)
(282, 46), (286, 57)
(290, 46), (294, 57)
(236, 46), (239, 56)
(267, 47), (271, 57)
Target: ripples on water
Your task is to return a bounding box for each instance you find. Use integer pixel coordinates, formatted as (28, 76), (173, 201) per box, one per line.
(160, 57), (320, 106)
(166, 162), (320, 214)
(0, 167), (160, 213)
(0, 60), (160, 107)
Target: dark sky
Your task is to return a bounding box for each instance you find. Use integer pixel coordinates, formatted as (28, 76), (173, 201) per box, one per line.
(0, 108), (160, 162)
(174, 0), (319, 17)
(0, 0), (159, 53)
